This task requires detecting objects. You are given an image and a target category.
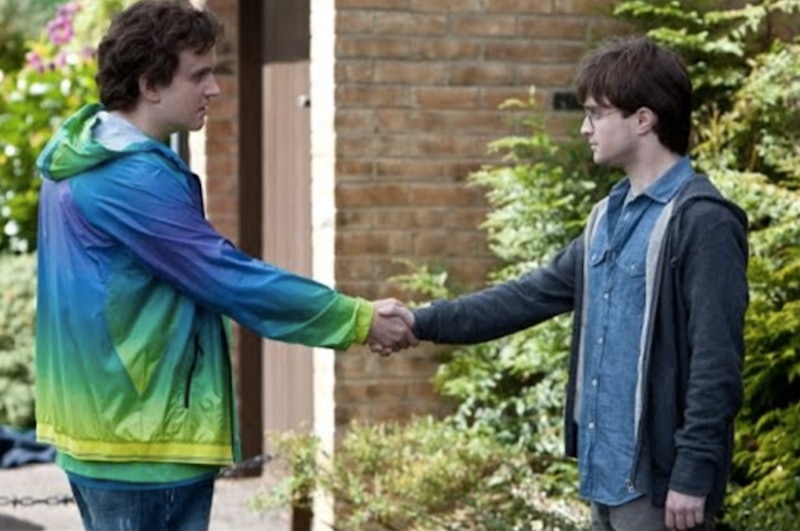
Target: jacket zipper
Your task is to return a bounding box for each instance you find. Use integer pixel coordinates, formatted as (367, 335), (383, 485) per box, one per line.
(185, 333), (203, 408)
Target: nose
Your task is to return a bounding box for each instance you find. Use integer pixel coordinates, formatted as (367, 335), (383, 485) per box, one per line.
(580, 115), (593, 136)
(206, 74), (221, 98)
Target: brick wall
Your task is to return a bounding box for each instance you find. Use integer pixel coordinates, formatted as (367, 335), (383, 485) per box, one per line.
(331, 0), (620, 426)
(201, 0), (622, 432)
(203, 0), (239, 242)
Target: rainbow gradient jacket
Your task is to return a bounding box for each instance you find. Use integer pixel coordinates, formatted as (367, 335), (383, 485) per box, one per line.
(34, 103), (373, 466)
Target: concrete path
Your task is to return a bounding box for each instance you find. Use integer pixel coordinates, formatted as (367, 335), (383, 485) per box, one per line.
(0, 462), (290, 530)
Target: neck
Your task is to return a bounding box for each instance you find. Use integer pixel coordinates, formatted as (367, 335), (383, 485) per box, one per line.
(625, 147), (681, 195)
(110, 108), (167, 141)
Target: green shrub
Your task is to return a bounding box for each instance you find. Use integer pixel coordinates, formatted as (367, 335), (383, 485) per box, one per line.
(0, 252), (36, 427)
(392, 2), (800, 528)
(0, 0), (134, 253)
(394, 91), (617, 463)
(255, 416), (589, 531)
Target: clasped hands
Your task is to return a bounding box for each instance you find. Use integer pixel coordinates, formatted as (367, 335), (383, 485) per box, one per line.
(366, 298), (417, 356)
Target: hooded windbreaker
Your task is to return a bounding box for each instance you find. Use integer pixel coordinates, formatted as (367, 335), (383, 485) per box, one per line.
(413, 174), (748, 514)
(35, 104), (373, 466)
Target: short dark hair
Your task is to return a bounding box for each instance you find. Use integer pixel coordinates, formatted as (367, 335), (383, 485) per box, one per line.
(96, 0), (223, 111)
(575, 36), (692, 155)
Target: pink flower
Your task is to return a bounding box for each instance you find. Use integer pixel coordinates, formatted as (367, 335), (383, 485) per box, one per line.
(53, 51), (68, 69)
(56, 2), (81, 18)
(47, 15), (74, 46)
(25, 51), (45, 73)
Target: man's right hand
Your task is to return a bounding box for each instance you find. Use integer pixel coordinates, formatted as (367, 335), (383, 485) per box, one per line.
(366, 298), (417, 356)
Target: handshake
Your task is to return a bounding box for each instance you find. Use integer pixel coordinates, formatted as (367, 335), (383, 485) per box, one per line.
(366, 298), (419, 356)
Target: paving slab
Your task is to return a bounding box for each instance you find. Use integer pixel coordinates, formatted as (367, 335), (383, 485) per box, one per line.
(0, 462), (290, 531)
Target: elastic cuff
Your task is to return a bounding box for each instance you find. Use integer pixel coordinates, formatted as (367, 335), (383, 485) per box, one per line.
(352, 297), (374, 345)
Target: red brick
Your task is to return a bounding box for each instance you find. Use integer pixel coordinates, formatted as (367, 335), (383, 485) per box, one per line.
(336, 183), (413, 207)
(447, 257), (498, 287)
(452, 14), (518, 37)
(336, 209), (374, 228)
(335, 60), (375, 83)
(373, 109), (423, 132)
(335, 109), (376, 130)
(372, 12), (448, 36)
(415, 109), (512, 133)
(373, 208), (447, 229)
(482, 86), (542, 109)
(374, 61), (449, 85)
(408, 0), (483, 12)
(335, 157), (375, 179)
(410, 184), (484, 206)
(336, 232), (389, 255)
(555, 0), (615, 15)
(484, 0), (553, 13)
(337, 0), (411, 9)
(337, 85), (413, 108)
(409, 39), (483, 61)
(518, 63), (579, 87)
(519, 15), (587, 39)
(446, 207), (490, 229)
(336, 230), (415, 255)
(447, 160), (491, 180)
(414, 87), (480, 109)
(335, 256), (375, 280)
(449, 63), (516, 86)
(336, 10), (375, 34)
(485, 40), (551, 62)
(337, 36), (411, 58)
(374, 158), (451, 181)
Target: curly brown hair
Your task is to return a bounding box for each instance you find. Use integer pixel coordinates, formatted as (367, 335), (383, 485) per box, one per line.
(96, 0), (223, 111)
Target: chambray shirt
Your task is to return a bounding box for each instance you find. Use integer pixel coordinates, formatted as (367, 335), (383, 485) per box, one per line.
(578, 157), (693, 505)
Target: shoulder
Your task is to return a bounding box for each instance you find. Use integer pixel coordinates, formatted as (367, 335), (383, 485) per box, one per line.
(673, 175), (747, 230)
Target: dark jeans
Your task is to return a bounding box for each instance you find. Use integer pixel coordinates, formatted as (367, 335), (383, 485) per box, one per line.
(69, 477), (215, 531)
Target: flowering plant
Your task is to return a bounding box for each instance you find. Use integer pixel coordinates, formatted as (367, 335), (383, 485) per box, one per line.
(24, 2), (95, 74)
(0, 1), (98, 253)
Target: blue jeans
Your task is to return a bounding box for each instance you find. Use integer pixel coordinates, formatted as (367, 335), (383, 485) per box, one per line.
(69, 477), (215, 531)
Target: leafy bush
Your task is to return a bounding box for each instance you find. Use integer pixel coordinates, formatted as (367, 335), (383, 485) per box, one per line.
(255, 416), (589, 531)
(0, 0), (133, 253)
(0, 252), (36, 427)
(394, 91), (617, 463)
(392, 3), (800, 529)
(0, 2), (96, 252)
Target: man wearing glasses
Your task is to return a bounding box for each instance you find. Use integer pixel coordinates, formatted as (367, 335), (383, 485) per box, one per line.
(389, 36), (748, 530)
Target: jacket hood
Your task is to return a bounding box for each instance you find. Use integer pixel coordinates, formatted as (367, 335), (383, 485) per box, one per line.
(675, 174), (749, 229)
(36, 103), (162, 181)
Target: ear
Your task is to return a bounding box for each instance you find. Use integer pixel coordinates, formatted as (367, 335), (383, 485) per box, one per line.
(635, 107), (658, 134)
(138, 75), (161, 103)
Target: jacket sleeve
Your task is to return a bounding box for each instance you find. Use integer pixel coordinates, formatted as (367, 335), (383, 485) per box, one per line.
(669, 200), (748, 496)
(69, 156), (373, 350)
(412, 236), (581, 344)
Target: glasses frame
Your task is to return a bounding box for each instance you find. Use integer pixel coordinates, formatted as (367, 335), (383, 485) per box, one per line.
(583, 107), (621, 128)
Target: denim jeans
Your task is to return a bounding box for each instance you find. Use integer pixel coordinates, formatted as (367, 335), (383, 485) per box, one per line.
(69, 476), (215, 531)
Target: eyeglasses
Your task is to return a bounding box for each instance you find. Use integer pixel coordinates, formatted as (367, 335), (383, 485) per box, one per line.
(583, 107), (621, 128)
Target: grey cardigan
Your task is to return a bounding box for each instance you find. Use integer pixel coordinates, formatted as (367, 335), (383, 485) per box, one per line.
(413, 174), (748, 513)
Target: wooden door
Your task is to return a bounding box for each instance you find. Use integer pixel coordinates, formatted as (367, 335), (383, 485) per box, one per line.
(261, 0), (314, 441)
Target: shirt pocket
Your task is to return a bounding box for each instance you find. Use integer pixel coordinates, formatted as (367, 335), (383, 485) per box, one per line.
(614, 235), (647, 278)
(589, 247), (608, 269)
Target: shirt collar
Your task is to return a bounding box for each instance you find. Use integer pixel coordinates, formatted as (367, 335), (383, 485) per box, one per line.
(610, 156), (694, 205)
